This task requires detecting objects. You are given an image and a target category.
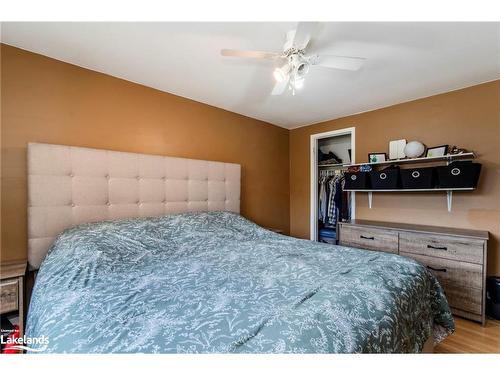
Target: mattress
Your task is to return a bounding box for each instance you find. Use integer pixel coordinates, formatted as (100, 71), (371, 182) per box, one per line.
(25, 211), (454, 353)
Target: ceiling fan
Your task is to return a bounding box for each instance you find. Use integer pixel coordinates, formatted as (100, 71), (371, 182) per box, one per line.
(221, 22), (366, 96)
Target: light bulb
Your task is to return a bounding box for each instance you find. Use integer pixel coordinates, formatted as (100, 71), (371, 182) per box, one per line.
(295, 62), (309, 79)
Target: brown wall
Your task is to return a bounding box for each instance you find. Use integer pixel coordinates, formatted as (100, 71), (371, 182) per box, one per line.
(0, 44), (290, 262)
(2, 43), (499, 275)
(290, 80), (500, 275)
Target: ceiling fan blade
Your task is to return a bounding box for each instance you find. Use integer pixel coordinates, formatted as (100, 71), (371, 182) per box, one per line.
(292, 22), (319, 50)
(221, 49), (281, 60)
(271, 76), (290, 96)
(311, 54), (366, 71)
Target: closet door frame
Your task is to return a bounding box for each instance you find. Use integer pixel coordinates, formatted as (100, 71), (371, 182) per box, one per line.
(310, 127), (356, 241)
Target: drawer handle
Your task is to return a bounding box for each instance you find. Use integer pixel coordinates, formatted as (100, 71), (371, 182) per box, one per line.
(427, 244), (447, 251)
(427, 266), (447, 273)
(360, 235), (375, 240)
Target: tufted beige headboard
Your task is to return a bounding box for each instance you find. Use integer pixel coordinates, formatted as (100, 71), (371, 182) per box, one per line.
(27, 143), (241, 269)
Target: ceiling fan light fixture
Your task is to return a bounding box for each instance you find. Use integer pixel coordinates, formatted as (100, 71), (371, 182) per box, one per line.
(295, 62), (309, 78)
(221, 22), (367, 97)
(273, 63), (291, 82)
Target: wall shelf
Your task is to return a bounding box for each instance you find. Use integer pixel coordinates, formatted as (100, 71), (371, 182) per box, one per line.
(320, 151), (478, 212)
(339, 152), (478, 212)
(344, 188), (476, 212)
(318, 152), (476, 169)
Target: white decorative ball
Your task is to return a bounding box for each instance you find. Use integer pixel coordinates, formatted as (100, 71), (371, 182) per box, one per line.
(404, 141), (425, 158)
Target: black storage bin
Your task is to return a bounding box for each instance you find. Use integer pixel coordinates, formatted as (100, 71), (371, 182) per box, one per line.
(344, 172), (370, 190)
(436, 161), (482, 188)
(400, 167), (436, 189)
(486, 276), (500, 320)
(369, 167), (400, 189)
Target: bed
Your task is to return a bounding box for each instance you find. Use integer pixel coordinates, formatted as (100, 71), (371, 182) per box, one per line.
(25, 143), (454, 353)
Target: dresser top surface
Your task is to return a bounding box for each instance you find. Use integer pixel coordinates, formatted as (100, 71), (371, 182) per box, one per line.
(341, 220), (489, 240)
(0, 260), (27, 279)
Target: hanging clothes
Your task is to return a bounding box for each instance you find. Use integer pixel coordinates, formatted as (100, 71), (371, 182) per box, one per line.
(326, 176), (337, 225)
(318, 171), (349, 228)
(327, 175), (343, 227)
(318, 175), (328, 222)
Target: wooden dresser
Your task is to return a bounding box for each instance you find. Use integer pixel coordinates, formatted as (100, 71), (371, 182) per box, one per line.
(0, 261), (27, 339)
(338, 220), (489, 324)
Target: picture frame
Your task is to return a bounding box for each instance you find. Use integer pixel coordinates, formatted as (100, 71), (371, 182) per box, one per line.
(368, 153), (387, 163)
(426, 145), (449, 158)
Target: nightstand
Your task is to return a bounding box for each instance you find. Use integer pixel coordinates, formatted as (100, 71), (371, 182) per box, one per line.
(1, 261), (27, 341)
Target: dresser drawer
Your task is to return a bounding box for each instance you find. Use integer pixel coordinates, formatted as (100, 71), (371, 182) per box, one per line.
(0, 279), (19, 314)
(401, 252), (483, 290)
(444, 285), (482, 315)
(399, 232), (484, 264)
(339, 225), (398, 254)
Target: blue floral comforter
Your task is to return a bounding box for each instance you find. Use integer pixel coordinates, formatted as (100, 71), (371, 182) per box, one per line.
(26, 211), (454, 353)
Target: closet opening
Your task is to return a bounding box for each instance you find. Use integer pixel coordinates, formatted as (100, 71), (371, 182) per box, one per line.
(310, 127), (356, 242)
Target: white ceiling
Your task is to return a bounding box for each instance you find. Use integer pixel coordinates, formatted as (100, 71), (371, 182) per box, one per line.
(2, 22), (499, 129)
